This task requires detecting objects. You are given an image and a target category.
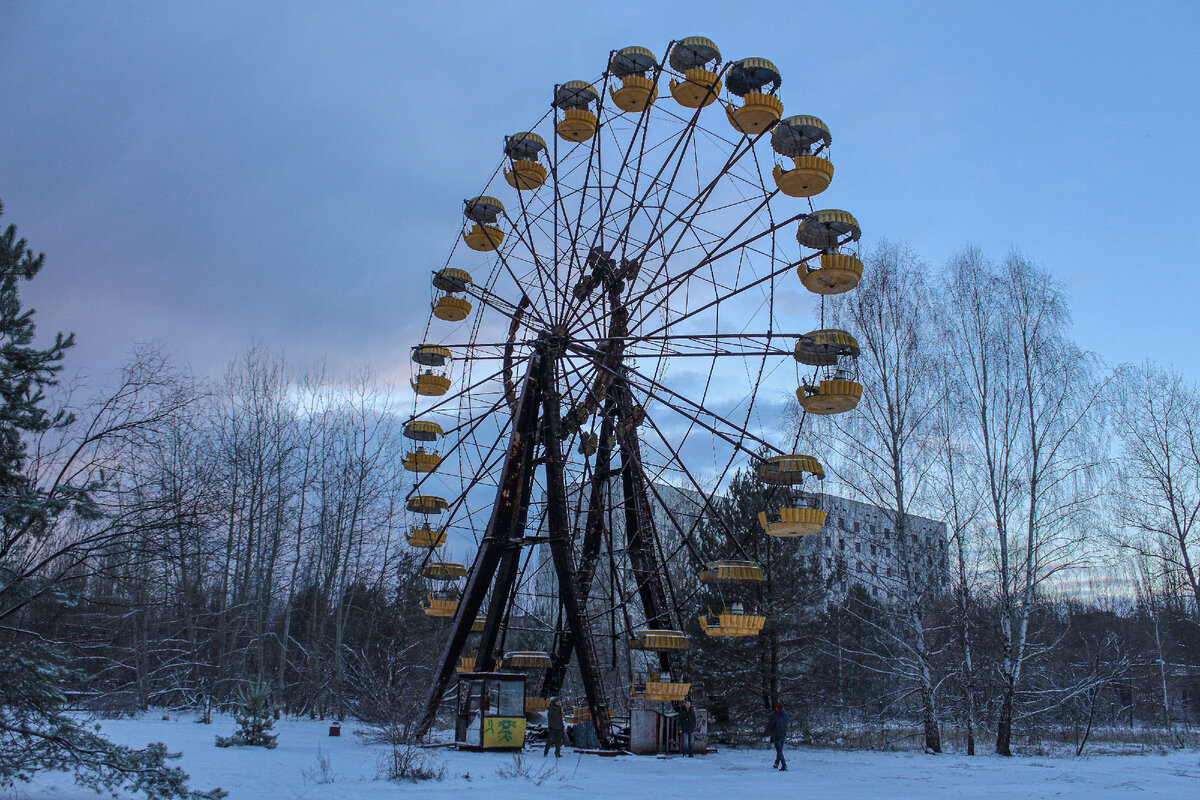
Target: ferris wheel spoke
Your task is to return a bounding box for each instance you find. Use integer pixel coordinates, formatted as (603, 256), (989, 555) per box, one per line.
(625, 414), (743, 564)
(626, 198), (798, 334)
(503, 185), (560, 325)
(622, 127), (771, 281)
(610, 358), (784, 459)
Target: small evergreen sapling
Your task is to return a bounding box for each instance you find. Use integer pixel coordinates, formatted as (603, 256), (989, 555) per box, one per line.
(216, 683), (278, 749)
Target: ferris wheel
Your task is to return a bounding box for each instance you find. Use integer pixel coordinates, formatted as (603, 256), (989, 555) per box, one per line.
(406, 38), (864, 748)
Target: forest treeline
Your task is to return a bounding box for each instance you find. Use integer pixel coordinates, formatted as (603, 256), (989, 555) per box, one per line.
(4, 232), (1199, 764)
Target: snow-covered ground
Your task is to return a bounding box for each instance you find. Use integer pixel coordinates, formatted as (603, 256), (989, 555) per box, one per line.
(23, 715), (1200, 800)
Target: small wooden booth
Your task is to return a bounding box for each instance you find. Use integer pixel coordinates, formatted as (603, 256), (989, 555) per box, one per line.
(454, 672), (527, 750)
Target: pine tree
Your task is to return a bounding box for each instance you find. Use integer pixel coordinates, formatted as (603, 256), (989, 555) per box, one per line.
(215, 683), (278, 749)
(0, 203), (225, 799)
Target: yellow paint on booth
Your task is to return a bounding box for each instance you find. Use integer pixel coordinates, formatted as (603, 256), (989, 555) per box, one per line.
(482, 717), (526, 749)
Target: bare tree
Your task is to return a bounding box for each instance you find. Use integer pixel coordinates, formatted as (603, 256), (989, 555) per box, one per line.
(822, 241), (949, 752)
(942, 248), (1109, 755)
(1111, 362), (1200, 617)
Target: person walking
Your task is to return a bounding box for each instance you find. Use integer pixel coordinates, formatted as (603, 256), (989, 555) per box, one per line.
(544, 697), (564, 757)
(679, 698), (697, 757)
(764, 701), (788, 771)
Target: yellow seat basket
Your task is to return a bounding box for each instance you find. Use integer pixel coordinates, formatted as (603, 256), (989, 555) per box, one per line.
(406, 495), (448, 515)
(700, 611), (767, 637)
(423, 595), (458, 617)
(670, 68), (721, 108)
(636, 680), (692, 702)
(456, 654), (477, 674)
(800, 252), (863, 295)
(701, 560), (765, 584)
(412, 372), (451, 396)
(402, 450), (442, 473)
(569, 708), (591, 724)
(757, 453), (824, 485)
(557, 108), (598, 143)
(630, 629), (690, 651)
(424, 561), (468, 580)
(471, 617), (486, 633)
(525, 697), (552, 713)
(774, 155), (835, 198)
(462, 223), (504, 252)
(406, 525), (446, 548)
(503, 651), (553, 669)
(610, 75), (657, 113)
(726, 92), (783, 134)
(433, 296), (473, 322)
(504, 160), (547, 191)
(797, 379), (863, 415)
(758, 506), (827, 537)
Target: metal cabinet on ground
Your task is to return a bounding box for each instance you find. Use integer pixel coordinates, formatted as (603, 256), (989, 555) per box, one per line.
(630, 707), (708, 755)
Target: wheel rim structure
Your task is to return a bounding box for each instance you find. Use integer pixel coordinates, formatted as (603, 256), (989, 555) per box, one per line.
(409, 39), (865, 747)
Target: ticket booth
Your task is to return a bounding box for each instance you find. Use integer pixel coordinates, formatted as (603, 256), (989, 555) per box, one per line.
(454, 672), (527, 750)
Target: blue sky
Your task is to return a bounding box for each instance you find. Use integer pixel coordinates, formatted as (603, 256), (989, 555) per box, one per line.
(2, 0), (1197, 386)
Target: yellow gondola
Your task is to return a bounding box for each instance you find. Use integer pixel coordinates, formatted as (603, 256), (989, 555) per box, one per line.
(406, 525), (446, 548)
(456, 653), (478, 673)
(699, 605), (767, 637)
(632, 672), (691, 702)
(424, 561), (468, 580)
(422, 593), (458, 617)
(404, 420), (444, 442)
(797, 378), (863, 415)
(609, 46), (658, 113)
(402, 448), (442, 473)
(406, 495), (448, 515)
(503, 132), (548, 190)
(772, 116), (835, 197)
(757, 453), (824, 485)
(412, 371), (452, 396)
(700, 560), (765, 584)
(462, 199), (506, 252)
(503, 651), (553, 669)
(629, 629), (690, 651)
(758, 506), (827, 537)
(554, 81), (600, 142)
(724, 58), (783, 134)
(525, 696), (552, 713)
(800, 251), (863, 295)
(668, 37), (721, 108)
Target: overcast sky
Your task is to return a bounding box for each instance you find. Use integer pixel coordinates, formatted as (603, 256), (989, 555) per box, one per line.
(2, 0), (1198, 390)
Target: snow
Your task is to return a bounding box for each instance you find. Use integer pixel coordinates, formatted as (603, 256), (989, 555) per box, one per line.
(22, 715), (1200, 800)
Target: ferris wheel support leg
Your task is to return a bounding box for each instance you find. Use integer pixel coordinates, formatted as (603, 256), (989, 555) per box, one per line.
(540, 352), (614, 749)
(614, 380), (677, 678)
(415, 357), (543, 741)
(541, 396), (616, 700)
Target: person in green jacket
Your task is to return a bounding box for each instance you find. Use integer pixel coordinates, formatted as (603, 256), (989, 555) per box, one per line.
(544, 697), (564, 757)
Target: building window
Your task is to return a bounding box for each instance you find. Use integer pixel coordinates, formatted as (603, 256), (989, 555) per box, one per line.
(870, 544), (877, 556)
(855, 542), (861, 554)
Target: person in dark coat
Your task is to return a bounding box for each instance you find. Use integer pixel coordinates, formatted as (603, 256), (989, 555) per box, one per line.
(679, 698), (697, 757)
(544, 697), (564, 757)
(764, 701), (788, 771)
